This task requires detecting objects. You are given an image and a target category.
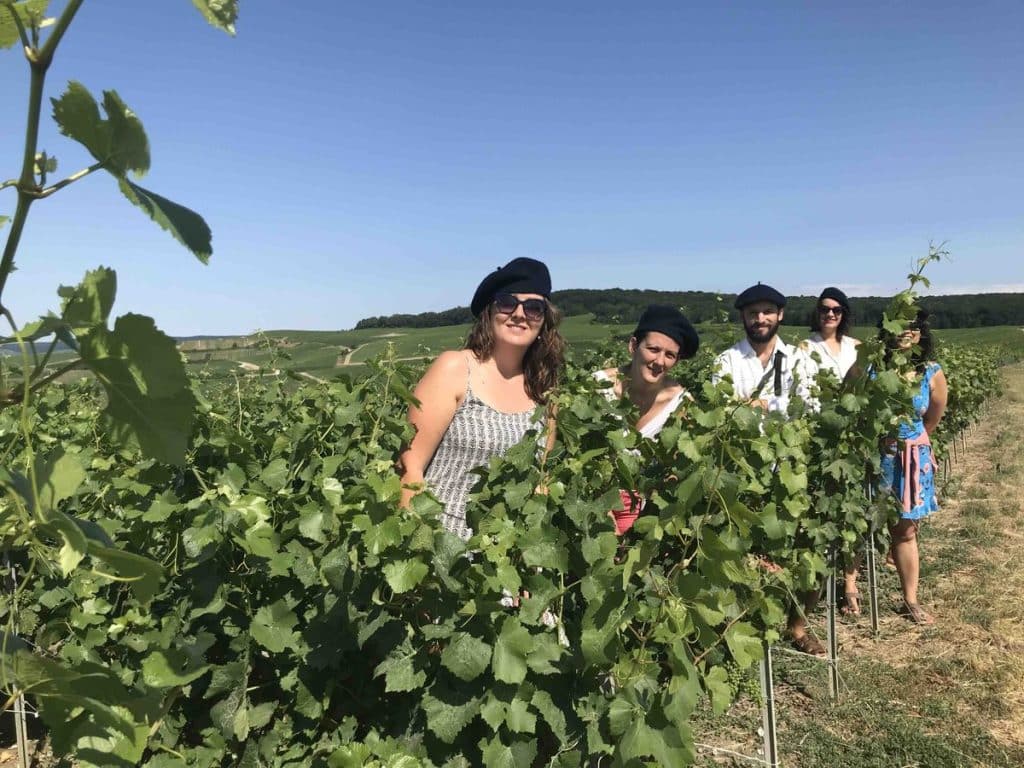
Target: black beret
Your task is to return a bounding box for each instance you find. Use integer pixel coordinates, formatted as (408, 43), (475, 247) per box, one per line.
(632, 305), (700, 358)
(818, 286), (849, 309)
(734, 283), (786, 310)
(470, 258), (552, 317)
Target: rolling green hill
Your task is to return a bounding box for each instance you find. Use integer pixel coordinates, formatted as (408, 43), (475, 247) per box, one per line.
(174, 319), (1021, 380)
(6, 318), (1018, 384)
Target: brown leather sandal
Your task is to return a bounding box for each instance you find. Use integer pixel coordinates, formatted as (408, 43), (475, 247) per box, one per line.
(791, 633), (827, 657)
(899, 601), (934, 625)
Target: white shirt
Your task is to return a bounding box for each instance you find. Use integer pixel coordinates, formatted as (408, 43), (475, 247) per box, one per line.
(711, 336), (817, 415)
(802, 333), (858, 379)
(593, 370), (688, 439)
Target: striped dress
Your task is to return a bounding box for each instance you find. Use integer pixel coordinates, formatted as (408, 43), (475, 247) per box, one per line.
(424, 362), (539, 540)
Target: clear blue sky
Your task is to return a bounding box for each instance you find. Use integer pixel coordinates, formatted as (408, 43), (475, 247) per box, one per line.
(3, 1), (1022, 335)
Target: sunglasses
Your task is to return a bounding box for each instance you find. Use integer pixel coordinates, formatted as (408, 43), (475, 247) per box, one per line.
(493, 294), (547, 322)
(817, 305), (844, 317)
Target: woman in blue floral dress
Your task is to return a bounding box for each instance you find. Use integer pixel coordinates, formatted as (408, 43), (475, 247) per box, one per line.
(881, 311), (948, 624)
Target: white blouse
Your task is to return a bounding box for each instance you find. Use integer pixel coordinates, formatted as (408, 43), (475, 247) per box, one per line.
(711, 337), (816, 415)
(593, 370), (688, 439)
(802, 333), (858, 379)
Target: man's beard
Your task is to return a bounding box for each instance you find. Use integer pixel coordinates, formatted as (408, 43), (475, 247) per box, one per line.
(745, 320), (780, 344)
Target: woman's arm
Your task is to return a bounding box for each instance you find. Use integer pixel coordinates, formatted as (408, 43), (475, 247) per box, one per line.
(923, 367), (948, 436)
(399, 351), (468, 508)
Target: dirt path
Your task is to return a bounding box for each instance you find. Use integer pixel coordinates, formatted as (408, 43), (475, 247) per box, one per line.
(338, 344), (366, 366)
(827, 362), (1024, 748)
(922, 363), (1024, 746)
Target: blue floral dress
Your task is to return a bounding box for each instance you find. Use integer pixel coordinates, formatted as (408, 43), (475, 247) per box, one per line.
(880, 362), (942, 520)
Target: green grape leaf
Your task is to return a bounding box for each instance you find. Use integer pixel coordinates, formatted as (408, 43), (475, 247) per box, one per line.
(298, 507), (327, 543)
(618, 719), (692, 767)
(607, 696), (635, 737)
(191, 0), (238, 35)
(34, 448), (86, 516)
(723, 621), (763, 668)
(250, 601), (299, 654)
(421, 689), (480, 744)
(505, 697), (536, 734)
(530, 690), (568, 741)
(525, 632), (562, 675)
(0, 316), (63, 348)
(478, 735), (537, 768)
(102, 89), (149, 175)
(778, 461), (807, 494)
(492, 618), (533, 685)
(374, 654), (426, 693)
(78, 313), (195, 466)
(383, 558), (429, 594)
(117, 177), (212, 263)
(0, 0), (49, 50)
(8, 651), (146, 759)
(51, 511), (88, 575)
(704, 664), (733, 714)
(89, 543), (163, 606)
(59, 266), (116, 333)
(440, 632), (492, 682)
(142, 649), (211, 687)
(519, 526), (568, 572)
(51, 82), (150, 176)
(327, 744), (373, 768)
(260, 457), (289, 490)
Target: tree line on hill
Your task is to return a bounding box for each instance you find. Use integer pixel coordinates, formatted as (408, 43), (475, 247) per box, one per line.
(354, 289), (1024, 330)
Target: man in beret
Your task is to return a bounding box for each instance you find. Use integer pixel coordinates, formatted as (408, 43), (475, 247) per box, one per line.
(711, 283), (815, 415)
(711, 283), (823, 655)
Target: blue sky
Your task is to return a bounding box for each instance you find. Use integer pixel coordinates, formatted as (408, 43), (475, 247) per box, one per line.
(2, 1), (1021, 335)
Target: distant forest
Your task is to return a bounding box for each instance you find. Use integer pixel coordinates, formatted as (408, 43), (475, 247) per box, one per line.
(355, 289), (1024, 330)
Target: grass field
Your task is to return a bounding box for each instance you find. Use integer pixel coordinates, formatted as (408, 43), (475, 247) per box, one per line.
(5, 319), (1018, 383)
(175, 320), (1021, 380)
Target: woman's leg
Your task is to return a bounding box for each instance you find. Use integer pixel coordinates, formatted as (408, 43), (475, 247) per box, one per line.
(842, 555), (861, 615)
(890, 518), (919, 603)
(890, 517), (932, 622)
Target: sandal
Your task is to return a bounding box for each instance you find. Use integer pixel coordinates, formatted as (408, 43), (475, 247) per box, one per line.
(841, 591), (861, 617)
(790, 633), (827, 657)
(899, 601), (934, 626)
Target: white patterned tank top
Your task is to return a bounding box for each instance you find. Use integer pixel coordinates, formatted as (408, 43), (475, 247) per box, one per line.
(424, 356), (540, 540)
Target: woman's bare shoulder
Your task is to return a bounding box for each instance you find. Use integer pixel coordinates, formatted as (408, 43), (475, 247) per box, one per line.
(417, 350), (470, 396)
(431, 349), (471, 372)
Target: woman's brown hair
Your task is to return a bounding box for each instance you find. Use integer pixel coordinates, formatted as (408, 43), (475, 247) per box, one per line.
(464, 302), (566, 403)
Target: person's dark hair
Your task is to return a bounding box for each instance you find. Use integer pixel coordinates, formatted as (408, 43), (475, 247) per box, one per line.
(810, 289), (853, 339)
(464, 302), (566, 403)
(879, 308), (933, 372)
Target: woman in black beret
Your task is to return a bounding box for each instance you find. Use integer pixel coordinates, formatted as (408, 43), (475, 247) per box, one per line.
(399, 258), (566, 540)
(802, 287), (864, 615)
(594, 304), (700, 534)
(803, 286), (861, 381)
